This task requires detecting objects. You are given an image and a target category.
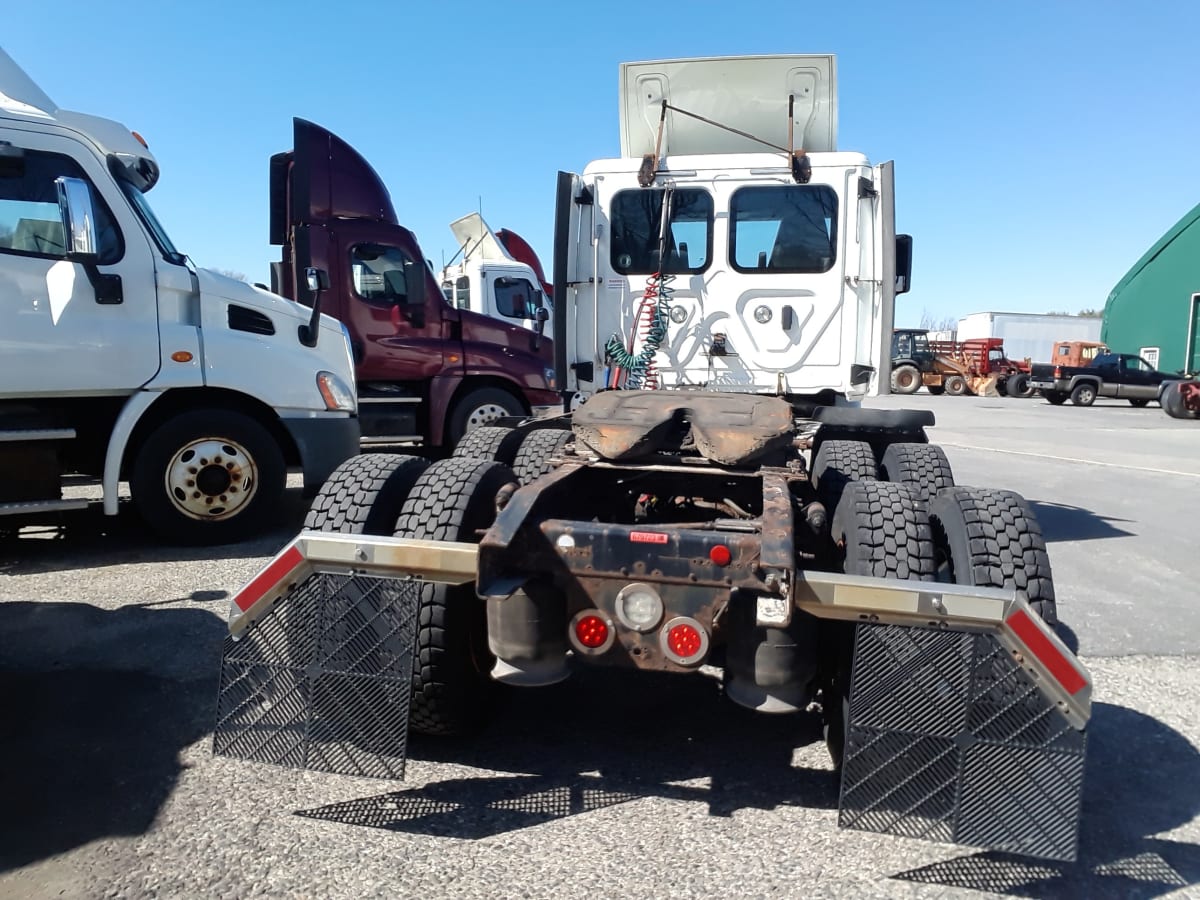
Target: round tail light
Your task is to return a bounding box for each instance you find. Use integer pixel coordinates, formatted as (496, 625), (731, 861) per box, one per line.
(569, 610), (615, 655)
(660, 616), (709, 666)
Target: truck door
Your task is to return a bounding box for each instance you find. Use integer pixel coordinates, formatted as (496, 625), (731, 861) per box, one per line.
(331, 221), (447, 381)
(0, 133), (160, 396)
(487, 269), (550, 333)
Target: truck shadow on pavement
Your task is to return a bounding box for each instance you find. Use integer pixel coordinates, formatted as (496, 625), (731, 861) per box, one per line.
(1029, 500), (1136, 543)
(0, 600), (225, 873)
(0, 492), (308, 575)
(297, 668), (840, 838)
(297, 679), (1200, 899)
(891, 702), (1200, 898)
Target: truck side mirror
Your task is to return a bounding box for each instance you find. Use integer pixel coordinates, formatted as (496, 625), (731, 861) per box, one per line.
(895, 234), (913, 294)
(535, 305), (550, 329)
(56, 176), (98, 260)
(55, 175), (123, 304)
(305, 267), (331, 293)
(299, 266), (330, 347)
(403, 259), (426, 306)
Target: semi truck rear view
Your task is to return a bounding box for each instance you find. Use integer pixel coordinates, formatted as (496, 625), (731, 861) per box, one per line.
(215, 56), (1091, 863)
(0, 48), (359, 543)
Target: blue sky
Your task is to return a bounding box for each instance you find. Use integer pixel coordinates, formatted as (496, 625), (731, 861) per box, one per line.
(4, 1), (1198, 328)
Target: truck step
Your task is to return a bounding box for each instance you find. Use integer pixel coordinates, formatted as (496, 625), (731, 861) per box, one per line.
(357, 396), (421, 405)
(0, 498), (90, 517)
(360, 435), (423, 445)
(0, 428), (76, 443)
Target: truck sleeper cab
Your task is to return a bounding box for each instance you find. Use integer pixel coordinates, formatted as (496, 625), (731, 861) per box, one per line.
(0, 48), (359, 543)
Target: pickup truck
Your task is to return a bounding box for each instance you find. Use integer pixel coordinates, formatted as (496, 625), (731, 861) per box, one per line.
(1029, 352), (1190, 407)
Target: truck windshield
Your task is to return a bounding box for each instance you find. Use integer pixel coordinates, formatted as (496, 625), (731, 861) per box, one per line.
(610, 188), (712, 275)
(117, 178), (185, 265)
(730, 185), (838, 273)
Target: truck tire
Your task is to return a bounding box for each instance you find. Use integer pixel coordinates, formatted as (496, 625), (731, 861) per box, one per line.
(1163, 385), (1199, 419)
(943, 375), (968, 396)
(1069, 382), (1097, 407)
(879, 442), (955, 504)
(926, 384), (945, 396)
(929, 486), (1057, 625)
(1044, 390), (1068, 405)
(303, 453), (429, 535)
(811, 439), (877, 519)
(824, 481), (935, 767)
(130, 408), (285, 545)
(1007, 373), (1033, 398)
(451, 425), (523, 465)
(448, 388), (524, 446)
(394, 457), (518, 735)
(512, 428), (573, 484)
(1128, 399), (1150, 408)
(890, 364), (921, 395)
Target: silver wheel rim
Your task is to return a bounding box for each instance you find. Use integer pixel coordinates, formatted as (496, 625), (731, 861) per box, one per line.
(465, 402), (511, 431)
(163, 437), (259, 521)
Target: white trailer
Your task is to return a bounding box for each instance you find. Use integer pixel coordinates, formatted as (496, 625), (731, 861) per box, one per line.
(956, 311), (1102, 364)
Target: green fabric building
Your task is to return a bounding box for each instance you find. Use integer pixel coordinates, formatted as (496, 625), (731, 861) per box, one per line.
(1102, 202), (1200, 375)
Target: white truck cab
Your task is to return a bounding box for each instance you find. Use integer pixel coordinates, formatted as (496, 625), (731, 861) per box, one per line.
(0, 48), (359, 543)
(440, 212), (553, 336)
(552, 56), (911, 406)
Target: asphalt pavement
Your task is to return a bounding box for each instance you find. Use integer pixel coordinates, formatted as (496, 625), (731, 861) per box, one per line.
(1, 393), (1197, 899)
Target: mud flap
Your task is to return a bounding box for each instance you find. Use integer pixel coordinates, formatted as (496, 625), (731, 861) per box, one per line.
(213, 572), (419, 779)
(838, 623), (1087, 862)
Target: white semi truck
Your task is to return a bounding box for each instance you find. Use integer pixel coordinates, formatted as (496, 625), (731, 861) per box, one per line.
(440, 212), (554, 337)
(216, 56), (1090, 862)
(0, 48), (359, 543)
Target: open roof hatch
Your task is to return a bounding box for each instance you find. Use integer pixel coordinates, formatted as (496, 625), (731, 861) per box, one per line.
(619, 55), (837, 158)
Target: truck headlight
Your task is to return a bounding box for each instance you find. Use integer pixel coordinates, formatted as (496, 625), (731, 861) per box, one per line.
(316, 371), (356, 412)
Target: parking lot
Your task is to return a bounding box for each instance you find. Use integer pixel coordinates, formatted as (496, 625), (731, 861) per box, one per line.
(1, 395), (1198, 899)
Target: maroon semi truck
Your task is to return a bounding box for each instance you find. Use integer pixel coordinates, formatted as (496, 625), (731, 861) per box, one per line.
(268, 119), (559, 448)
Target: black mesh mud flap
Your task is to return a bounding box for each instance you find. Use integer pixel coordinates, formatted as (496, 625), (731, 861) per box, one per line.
(838, 623), (1087, 862)
(213, 572), (419, 779)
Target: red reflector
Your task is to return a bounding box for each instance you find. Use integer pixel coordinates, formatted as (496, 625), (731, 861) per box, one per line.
(1007, 608), (1087, 696)
(709, 545), (732, 566)
(631, 531), (669, 544)
(575, 614), (609, 649)
(667, 622), (703, 658)
(234, 544), (304, 612)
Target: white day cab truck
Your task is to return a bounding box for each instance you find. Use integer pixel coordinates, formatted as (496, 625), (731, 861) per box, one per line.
(0, 49), (359, 544)
(440, 211), (554, 336)
(215, 57), (1091, 862)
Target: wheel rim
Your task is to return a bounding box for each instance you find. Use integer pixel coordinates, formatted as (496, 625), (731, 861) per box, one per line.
(895, 369), (917, 390)
(163, 437), (259, 521)
(1079, 388), (1094, 404)
(465, 402), (511, 431)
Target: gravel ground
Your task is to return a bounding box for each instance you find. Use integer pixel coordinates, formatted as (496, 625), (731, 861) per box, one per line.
(1, 394), (1197, 899)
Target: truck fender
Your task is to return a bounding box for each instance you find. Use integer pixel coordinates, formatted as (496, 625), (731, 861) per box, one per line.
(428, 373), (466, 447)
(101, 391), (163, 516)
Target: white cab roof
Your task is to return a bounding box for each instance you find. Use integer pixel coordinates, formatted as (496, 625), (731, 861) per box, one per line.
(619, 55), (837, 158)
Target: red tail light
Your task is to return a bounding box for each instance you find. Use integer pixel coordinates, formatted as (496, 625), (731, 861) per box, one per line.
(660, 616), (710, 665)
(569, 610), (615, 654)
(1053, 366), (1062, 378)
(709, 544), (732, 566)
